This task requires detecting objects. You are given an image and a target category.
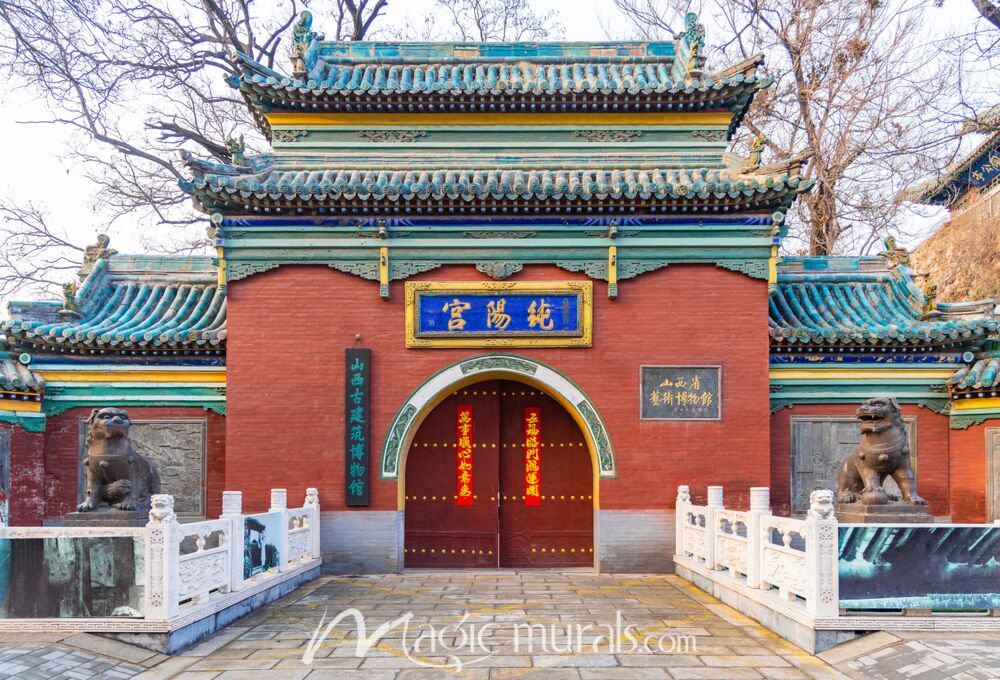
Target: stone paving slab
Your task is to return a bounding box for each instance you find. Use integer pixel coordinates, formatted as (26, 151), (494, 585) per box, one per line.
(10, 572), (1000, 679)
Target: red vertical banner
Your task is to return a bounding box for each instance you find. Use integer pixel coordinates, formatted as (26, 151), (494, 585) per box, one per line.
(456, 404), (474, 506)
(524, 407), (541, 506)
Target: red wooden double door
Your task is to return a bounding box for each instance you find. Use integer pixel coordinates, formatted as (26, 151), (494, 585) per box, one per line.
(404, 380), (594, 568)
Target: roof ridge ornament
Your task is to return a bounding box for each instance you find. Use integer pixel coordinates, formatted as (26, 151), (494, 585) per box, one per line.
(78, 234), (117, 280)
(290, 10), (323, 78)
(225, 135), (247, 167)
(878, 236), (910, 269)
(743, 133), (767, 172)
(681, 12), (706, 80)
(920, 282), (939, 320)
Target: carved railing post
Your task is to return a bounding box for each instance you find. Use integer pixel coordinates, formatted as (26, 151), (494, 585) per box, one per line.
(746, 487), (770, 589)
(674, 485), (690, 558)
(145, 494), (180, 620)
(705, 486), (724, 570)
(220, 491), (244, 592)
(805, 490), (839, 618)
(304, 487), (321, 560)
(270, 488), (290, 573)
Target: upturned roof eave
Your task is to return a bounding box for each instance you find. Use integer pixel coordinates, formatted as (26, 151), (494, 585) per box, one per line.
(227, 43), (771, 139)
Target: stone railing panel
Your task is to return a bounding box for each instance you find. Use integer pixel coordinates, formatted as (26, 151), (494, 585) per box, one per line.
(177, 518), (231, 605)
(716, 508), (749, 579)
(673, 485), (840, 619)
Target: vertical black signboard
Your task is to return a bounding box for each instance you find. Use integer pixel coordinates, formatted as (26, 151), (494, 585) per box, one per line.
(345, 348), (371, 506)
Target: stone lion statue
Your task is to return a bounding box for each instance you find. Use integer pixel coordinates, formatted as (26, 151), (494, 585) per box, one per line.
(77, 408), (161, 513)
(808, 490), (835, 519)
(836, 397), (926, 507)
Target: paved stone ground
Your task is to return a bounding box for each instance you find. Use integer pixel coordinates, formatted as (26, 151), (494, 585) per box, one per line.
(0, 632), (164, 679)
(4, 573), (1000, 679)
(162, 572), (849, 679)
(820, 631), (1000, 680)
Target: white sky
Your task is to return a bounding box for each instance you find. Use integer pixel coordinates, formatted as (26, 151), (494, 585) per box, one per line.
(0, 0), (983, 265)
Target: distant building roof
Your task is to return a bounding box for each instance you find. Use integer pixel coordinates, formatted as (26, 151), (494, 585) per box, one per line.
(769, 256), (998, 351)
(907, 105), (1000, 206)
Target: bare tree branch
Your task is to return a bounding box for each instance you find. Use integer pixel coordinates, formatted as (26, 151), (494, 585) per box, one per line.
(0, 0), (397, 295)
(436, 0), (561, 42)
(0, 200), (84, 298)
(972, 0), (1000, 30)
(616, 0), (967, 255)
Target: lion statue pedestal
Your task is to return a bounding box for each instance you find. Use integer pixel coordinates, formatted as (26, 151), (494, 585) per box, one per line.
(62, 408), (161, 528)
(834, 397), (932, 524)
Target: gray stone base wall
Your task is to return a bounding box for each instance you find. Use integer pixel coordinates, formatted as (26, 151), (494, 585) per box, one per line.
(320, 509), (675, 574)
(322, 510), (402, 574)
(598, 509), (675, 573)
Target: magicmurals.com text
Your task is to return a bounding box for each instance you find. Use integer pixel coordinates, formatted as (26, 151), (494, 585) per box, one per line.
(303, 608), (697, 670)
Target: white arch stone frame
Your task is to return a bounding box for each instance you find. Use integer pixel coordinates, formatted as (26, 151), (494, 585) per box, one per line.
(380, 353), (616, 480)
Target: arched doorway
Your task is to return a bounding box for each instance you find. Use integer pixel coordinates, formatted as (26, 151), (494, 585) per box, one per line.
(404, 379), (595, 568)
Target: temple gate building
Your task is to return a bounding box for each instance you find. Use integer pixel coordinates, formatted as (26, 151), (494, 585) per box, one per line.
(2, 15), (999, 573)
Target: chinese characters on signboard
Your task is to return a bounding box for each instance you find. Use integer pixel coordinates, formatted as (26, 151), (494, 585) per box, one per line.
(524, 407), (541, 506)
(640, 366), (722, 421)
(456, 404), (474, 506)
(405, 282), (593, 348)
(345, 348), (371, 506)
(421, 292), (581, 337)
(968, 151), (1000, 188)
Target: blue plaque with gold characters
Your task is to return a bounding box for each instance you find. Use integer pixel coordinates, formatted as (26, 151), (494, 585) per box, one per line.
(640, 366), (721, 421)
(405, 282), (593, 348)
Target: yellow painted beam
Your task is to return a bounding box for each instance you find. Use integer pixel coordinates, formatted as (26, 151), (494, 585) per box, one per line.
(0, 400), (42, 413)
(37, 370), (226, 383)
(953, 397), (1000, 411)
(769, 369), (956, 381)
(267, 112), (733, 127)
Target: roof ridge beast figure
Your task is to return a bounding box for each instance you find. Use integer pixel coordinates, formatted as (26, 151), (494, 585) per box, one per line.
(836, 397), (926, 507)
(77, 407), (162, 513)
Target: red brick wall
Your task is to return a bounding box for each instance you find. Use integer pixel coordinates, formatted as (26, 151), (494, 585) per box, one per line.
(770, 404), (951, 517)
(949, 420), (999, 522)
(226, 263), (772, 514)
(41, 407), (226, 521)
(2, 422), (46, 525)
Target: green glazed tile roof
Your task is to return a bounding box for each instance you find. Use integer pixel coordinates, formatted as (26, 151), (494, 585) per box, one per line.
(950, 357), (1000, 391)
(0, 352), (43, 393)
(2, 257), (226, 352)
(770, 257), (998, 349)
(230, 16), (769, 137)
(235, 51), (766, 99)
(182, 157), (812, 212)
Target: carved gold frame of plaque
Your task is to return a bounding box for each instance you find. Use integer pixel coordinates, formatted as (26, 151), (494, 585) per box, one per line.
(404, 281), (593, 348)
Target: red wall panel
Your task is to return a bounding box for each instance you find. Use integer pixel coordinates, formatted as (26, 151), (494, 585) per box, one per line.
(770, 404), (950, 517)
(949, 420), (999, 523)
(226, 263), (773, 514)
(41, 407), (226, 521)
(2, 423), (46, 526)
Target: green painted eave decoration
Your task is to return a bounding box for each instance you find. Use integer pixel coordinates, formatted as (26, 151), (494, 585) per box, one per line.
(770, 396), (951, 415)
(0, 411), (46, 432)
(951, 412), (1000, 429)
(40, 383), (226, 417)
